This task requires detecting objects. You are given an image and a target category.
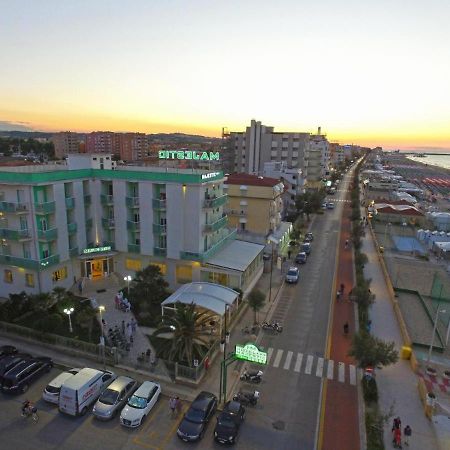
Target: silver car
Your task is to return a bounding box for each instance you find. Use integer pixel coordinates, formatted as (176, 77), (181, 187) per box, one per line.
(93, 376), (138, 420)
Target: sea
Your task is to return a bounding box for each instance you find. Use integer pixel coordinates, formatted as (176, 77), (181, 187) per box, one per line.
(406, 153), (450, 170)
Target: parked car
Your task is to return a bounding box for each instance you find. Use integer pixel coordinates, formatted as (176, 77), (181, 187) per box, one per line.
(93, 376), (138, 420)
(0, 345), (17, 359)
(305, 232), (314, 242)
(214, 400), (245, 445)
(326, 202), (335, 209)
(177, 391), (218, 442)
(301, 243), (311, 255)
(0, 353), (32, 383)
(42, 368), (81, 404)
(321, 202), (327, 209)
(120, 381), (161, 428)
(295, 252), (307, 264)
(1, 357), (53, 394)
(285, 267), (300, 284)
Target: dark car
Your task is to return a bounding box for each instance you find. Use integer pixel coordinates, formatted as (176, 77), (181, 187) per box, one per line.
(2, 357), (53, 394)
(214, 401), (245, 445)
(301, 243), (311, 255)
(0, 353), (32, 382)
(304, 232), (314, 242)
(295, 252), (307, 264)
(177, 391), (218, 442)
(0, 345), (17, 359)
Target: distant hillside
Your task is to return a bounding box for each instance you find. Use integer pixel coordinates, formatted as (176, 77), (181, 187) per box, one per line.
(0, 131), (55, 139)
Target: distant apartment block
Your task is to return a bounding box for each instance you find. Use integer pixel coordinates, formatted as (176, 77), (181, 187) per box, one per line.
(51, 132), (80, 159)
(85, 132), (149, 161)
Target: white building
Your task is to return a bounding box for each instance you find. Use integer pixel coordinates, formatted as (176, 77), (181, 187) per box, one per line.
(0, 159), (263, 298)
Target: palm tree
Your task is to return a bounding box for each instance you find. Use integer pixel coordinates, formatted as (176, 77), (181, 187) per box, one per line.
(247, 289), (266, 324)
(152, 302), (216, 366)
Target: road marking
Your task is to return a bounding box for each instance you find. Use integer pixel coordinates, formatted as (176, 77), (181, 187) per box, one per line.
(305, 354), (314, 374)
(273, 349), (283, 368)
(338, 362), (345, 383)
(316, 357), (324, 377)
(266, 347), (274, 365)
(283, 351), (293, 370)
(327, 359), (334, 379)
(294, 353), (303, 372)
(349, 364), (357, 385)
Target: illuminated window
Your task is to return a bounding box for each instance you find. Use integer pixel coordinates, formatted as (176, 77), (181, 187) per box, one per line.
(4, 269), (12, 283)
(176, 265), (192, 284)
(151, 263), (167, 275)
(126, 259), (142, 271)
(52, 267), (67, 282)
(25, 273), (34, 287)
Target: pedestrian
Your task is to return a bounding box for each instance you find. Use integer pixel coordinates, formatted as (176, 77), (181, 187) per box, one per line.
(393, 426), (402, 448)
(404, 425), (411, 446)
(145, 348), (151, 362)
(121, 320), (125, 336)
(345, 239), (349, 249)
(392, 416), (401, 430)
(175, 396), (182, 415)
(78, 279), (83, 295)
(131, 317), (137, 334)
(343, 322), (349, 335)
(169, 397), (177, 417)
(336, 290), (341, 302)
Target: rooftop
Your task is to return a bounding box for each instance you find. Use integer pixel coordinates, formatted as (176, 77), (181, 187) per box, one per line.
(225, 173), (281, 187)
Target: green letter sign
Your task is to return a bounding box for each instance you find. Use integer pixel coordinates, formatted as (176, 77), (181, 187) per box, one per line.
(235, 343), (267, 364)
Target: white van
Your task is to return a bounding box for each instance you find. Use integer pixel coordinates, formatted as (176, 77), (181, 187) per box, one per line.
(59, 368), (116, 416)
(42, 368), (80, 404)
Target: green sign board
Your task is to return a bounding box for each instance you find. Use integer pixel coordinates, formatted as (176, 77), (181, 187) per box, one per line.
(158, 150), (220, 161)
(82, 246), (112, 255)
(235, 343), (267, 364)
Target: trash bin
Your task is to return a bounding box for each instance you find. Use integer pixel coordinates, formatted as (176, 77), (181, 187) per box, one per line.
(401, 346), (412, 360)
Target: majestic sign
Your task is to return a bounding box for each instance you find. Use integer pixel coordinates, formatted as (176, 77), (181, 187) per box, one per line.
(235, 343), (267, 364)
(201, 172), (221, 180)
(158, 150), (220, 161)
(82, 246), (112, 255)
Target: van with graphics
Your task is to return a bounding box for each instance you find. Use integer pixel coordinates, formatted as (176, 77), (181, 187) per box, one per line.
(59, 368), (116, 416)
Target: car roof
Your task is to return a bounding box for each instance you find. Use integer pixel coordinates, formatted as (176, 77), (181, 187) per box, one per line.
(193, 391), (216, 409)
(47, 371), (77, 388)
(4, 359), (39, 377)
(297, 252), (306, 256)
(224, 401), (241, 413)
(133, 380), (159, 397)
(288, 266), (298, 271)
(107, 376), (135, 391)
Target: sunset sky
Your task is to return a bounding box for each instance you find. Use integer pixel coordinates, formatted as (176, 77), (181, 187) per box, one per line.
(1, 0), (449, 150)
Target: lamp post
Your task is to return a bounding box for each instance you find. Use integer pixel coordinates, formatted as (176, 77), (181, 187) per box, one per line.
(427, 305), (446, 364)
(124, 275), (132, 296)
(64, 307), (74, 333)
(98, 305), (105, 336)
(219, 304), (230, 404)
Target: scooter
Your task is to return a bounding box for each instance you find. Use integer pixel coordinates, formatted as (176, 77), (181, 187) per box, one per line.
(262, 321), (283, 333)
(240, 369), (263, 383)
(233, 390), (260, 406)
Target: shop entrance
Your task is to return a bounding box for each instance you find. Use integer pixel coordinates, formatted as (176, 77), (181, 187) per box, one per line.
(81, 257), (114, 280)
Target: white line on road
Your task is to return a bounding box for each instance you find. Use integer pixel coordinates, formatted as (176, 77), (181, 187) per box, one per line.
(338, 362), (345, 383)
(315, 357), (324, 377)
(305, 355), (314, 374)
(294, 353), (303, 372)
(273, 349), (283, 368)
(266, 347), (274, 365)
(327, 360), (334, 379)
(283, 351), (293, 370)
(349, 364), (356, 385)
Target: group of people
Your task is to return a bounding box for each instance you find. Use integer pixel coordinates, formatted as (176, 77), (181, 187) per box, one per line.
(392, 417), (412, 448)
(114, 291), (131, 312)
(137, 348), (156, 366)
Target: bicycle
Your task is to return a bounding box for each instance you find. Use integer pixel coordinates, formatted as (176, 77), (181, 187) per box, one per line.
(22, 406), (39, 423)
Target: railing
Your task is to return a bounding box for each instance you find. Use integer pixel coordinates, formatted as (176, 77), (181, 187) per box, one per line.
(84, 194), (91, 205)
(67, 222), (77, 233)
(0, 228), (31, 240)
(126, 196), (140, 207)
(0, 253), (60, 270)
(102, 218), (115, 229)
(39, 254), (60, 268)
(100, 194), (114, 205)
(0, 201), (28, 213)
(153, 223), (167, 234)
(152, 198), (166, 209)
(153, 247), (167, 257)
(65, 197), (75, 209)
(37, 228), (58, 240)
(127, 220), (140, 231)
(204, 215), (228, 233)
(69, 247), (79, 257)
(35, 201), (55, 214)
(203, 194), (228, 209)
(128, 244), (140, 253)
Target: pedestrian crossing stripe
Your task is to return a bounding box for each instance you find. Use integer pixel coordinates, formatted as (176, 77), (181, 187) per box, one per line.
(259, 348), (359, 386)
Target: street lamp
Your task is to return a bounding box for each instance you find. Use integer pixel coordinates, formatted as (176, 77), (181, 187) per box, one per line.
(98, 305), (105, 337)
(124, 275), (132, 295)
(64, 307), (74, 333)
(219, 304), (230, 404)
(427, 305), (446, 364)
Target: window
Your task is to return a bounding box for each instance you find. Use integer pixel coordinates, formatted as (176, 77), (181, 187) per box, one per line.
(151, 262), (167, 275)
(25, 273), (34, 287)
(4, 269), (12, 283)
(176, 265), (192, 284)
(52, 267), (67, 282)
(126, 259), (142, 271)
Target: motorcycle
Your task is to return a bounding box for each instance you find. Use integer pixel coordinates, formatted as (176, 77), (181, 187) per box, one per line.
(240, 369), (263, 384)
(233, 390), (260, 406)
(262, 321), (283, 333)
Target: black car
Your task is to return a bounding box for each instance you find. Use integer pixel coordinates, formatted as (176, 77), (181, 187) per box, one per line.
(0, 353), (32, 382)
(2, 357), (53, 394)
(0, 345), (17, 359)
(214, 401), (245, 445)
(295, 252), (307, 264)
(177, 391), (217, 442)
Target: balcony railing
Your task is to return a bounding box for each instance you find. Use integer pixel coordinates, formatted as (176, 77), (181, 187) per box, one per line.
(128, 244), (140, 253)
(69, 247), (79, 257)
(37, 228), (58, 240)
(153, 247), (167, 257)
(152, 198), (166, 210)
(35, 201), (55, 214)
(0, 201), (28, 213)
(127, 220), (140, 231)
(153, 223), (167, 234)
(0, 253), (60, 271)
(0, 228), (31, 240)
(39, 254), (60, 269)
(65, 197), (75, 209)
(203, 194), (228, 209)
(84, 194), (91, 205)
(67, 222), (77, 234)
(126, 196), (140, 208)
(102, 218), (115, 229)
(100, 194), (114, 205)
(204, 215), (228, 233)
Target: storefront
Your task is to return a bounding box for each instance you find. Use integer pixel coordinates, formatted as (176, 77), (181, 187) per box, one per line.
(78, 246), (116, 280)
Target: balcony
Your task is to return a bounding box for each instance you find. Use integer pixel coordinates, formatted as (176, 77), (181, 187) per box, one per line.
(127, 220), (140, 231)
(102, 218), (115, 229)
(227, 209), (247, 217)
(67, 222), (77, 234)
(65, 197), (75, 209)
(100, 194), (114, 205)
(85, 218), (93, 228)
(35, 201), (55, 214)
(153, 247), (167, 257)
(0, 253), (60, 270)
(126, 196), (140, 208)
(152, 198), (166, 210)
(69, 247), (79, 257)
(203, 194), (228, 209)
(204, 215), (228, 233)
(0, 228), (31, 240)
(37, 228), (58, 241)
(39, 254), (60, 269)
(84, 194), (91, 205)
(180, 229), (236, 262)
(128, 244), (140, 253)
(153, 223), (167, 234)
(0, 201), (28, 213)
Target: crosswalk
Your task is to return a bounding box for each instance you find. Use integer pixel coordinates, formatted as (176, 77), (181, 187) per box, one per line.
(262, 347), (360, 386)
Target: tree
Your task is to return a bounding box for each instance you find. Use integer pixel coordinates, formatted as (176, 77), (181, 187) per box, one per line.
(247, 289), (265, 324)
(152, 302), (215, 365)
(349, 332), (398, 369)
(75, 305), (98, 341)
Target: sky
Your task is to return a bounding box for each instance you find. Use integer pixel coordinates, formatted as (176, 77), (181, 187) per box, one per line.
(1, 0), (450, 150)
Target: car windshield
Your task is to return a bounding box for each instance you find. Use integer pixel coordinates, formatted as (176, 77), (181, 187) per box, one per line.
(218, 415), (236, 429)
(287, 269), (297, 276)
(185, 407), (205, 423)
(99, 388), (119, 405)
(127, 395), (147, 409)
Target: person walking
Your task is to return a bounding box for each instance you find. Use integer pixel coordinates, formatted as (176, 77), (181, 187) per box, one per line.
(403, 425), (411, 446)
(78, 279), (83, 295)
(393, 426), (402, 448)
(336, 290), (341, 302)
(169, 397), (177, 417)
(175, 396), (182, 416)
(343, 322), (349, 335)
(145, 348), (151, 363)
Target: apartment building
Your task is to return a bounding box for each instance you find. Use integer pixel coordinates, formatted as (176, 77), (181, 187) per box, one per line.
(51, 132), (81, 159)
(0, 156), (263, 298)
(86, 132), (120, 156)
